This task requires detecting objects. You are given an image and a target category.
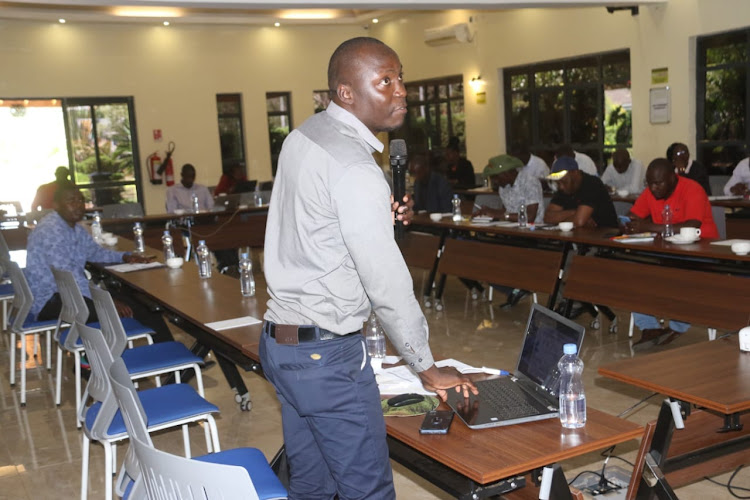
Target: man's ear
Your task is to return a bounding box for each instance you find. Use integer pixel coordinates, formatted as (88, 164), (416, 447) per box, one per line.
(337, 83), (354, 105)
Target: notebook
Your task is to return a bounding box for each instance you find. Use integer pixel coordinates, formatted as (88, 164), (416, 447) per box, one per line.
(446, 303), (585, 429)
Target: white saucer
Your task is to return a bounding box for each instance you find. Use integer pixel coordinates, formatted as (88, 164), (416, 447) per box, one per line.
(733, 251), (749, 256)
(666, 235), (699, 245)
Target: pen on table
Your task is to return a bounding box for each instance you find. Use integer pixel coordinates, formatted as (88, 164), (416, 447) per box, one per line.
(474, 203), (482, 211)
(480, 367), (510, 376)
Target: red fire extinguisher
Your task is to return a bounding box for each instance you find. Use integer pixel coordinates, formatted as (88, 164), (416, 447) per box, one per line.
(147, 151), (163, 184)
(151, 141), (175, 186)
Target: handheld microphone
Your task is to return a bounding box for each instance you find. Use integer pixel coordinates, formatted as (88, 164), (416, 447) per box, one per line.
(390, 139), (408, 240)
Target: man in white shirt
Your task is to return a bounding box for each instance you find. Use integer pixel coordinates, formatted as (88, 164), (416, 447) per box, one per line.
(601, 149), (645, 195)
(556, 144), (599, 176)
(723, 156), (750, 196)
(165, 163), (215, 213)
(510, 142), (549, 180)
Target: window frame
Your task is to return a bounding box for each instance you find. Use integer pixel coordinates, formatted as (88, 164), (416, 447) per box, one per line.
(215, 93), (247, 173)
(265, 91), (293, 177)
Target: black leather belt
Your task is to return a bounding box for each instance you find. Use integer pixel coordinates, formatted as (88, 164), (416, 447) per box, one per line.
(266, 322), (361, 345)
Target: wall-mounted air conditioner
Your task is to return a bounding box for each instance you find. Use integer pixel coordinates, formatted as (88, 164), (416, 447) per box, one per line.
(423, 22), (473, 46)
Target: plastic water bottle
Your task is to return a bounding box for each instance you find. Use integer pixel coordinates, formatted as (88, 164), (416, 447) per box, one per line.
(133, 222), (145, 254)
(91, 212), (103, 243)
(451, 194), (462, 222)
(518, 200), (528, 228)
(558, 343), (586, 429)
(196, 240), (212, 279)
(365, 311), (386, 360)
(253, 185), (263, 207)
(662, 204), (674, 237)
(239, 252), (255, 297)
(191, 192), (200, 213)
(162, 230), (175, 260)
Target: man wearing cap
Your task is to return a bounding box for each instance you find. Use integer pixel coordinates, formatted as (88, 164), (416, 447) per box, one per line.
(476, 154), (544, 224)
(544, 156), (618, 228)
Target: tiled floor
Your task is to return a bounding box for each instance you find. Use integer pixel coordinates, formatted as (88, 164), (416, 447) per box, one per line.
(0, 271), (742, 499)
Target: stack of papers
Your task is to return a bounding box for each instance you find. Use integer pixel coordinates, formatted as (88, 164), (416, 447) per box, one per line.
(375, 358), (498, 396)
(610, 232), (656, 243)
(205, 316), (262, 331)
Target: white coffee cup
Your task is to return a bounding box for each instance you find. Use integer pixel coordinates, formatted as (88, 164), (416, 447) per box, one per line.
(558, 222), (574, 232)
(166, 257), (184, 269)
(616, 189), (629, 197)
(429, 213), (442, 222)
(740, 326), (750, 352)
(679, 227), (701, 240)
(731, 241), (750, 255)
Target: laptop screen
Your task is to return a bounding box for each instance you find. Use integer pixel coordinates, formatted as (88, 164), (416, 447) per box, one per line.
(515, 304), (585, 395)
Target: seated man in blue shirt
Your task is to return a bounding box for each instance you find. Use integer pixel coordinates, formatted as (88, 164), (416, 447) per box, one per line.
(25, 185), (173, 343)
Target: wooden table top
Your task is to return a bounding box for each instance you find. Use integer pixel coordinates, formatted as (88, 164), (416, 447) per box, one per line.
(411, 213), (750, 262)
(101, 205), (268, 226)
(105, 244), (264, 361)
(386, 405), (642, 484)
(598, 337), (750, 415)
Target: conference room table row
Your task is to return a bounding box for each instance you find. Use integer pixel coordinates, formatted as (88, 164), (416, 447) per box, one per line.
(405, 213), (750, 337)
(96, 243), (643, 500)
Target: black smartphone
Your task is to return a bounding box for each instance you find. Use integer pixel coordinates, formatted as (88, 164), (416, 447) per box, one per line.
(419, 410), (454, 434)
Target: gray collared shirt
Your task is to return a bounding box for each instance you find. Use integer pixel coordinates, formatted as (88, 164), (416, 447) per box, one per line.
(263, 102), (434, 372)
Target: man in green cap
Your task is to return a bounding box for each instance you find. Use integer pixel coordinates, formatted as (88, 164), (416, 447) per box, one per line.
(475, 154), (544, 223)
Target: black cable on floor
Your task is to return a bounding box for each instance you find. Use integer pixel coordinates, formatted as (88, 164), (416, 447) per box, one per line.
(617, 392), (659, 418)
(704, 465), (750, 499)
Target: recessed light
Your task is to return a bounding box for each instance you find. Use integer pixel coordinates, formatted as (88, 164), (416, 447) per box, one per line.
(163, 21), (170, 26)
(372, 18), (379, 24)
(58, 18), (66, 24)
(274, 22), (280, 27)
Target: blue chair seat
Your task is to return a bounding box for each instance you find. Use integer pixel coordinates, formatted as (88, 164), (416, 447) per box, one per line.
(20, 312), (58, 331)
(0, 283), (13, 297)
(85, 384), (219, 438)
(194, 448), (288, 500)
(60, 317), (154, 348)
(122, 342), (203, 375)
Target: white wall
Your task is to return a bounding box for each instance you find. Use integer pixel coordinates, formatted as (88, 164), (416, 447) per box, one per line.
(2, 1), (749, 212)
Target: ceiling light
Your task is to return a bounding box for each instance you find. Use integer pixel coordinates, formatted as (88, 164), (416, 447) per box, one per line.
(280, 10), (336, 20)
(372, 19), (379, 24)
(274, 22), (280, 27)
(112, 7), (183, 18)
(163, 21), (170, 26)
(58, 18), (66, 24)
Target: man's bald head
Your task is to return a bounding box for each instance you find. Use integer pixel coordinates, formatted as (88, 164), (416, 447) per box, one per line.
(612, 149), (631, 174)
(327, 37), (391, 94)
(645, 158), (678, 200)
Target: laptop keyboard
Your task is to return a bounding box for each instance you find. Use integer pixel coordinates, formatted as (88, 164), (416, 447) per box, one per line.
(476, 378), (542, 419)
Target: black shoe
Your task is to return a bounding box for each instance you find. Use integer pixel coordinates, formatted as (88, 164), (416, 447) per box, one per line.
(499, 289), (529, 309)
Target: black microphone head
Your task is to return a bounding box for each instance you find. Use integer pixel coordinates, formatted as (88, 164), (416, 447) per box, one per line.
(389, 139), (407, 158)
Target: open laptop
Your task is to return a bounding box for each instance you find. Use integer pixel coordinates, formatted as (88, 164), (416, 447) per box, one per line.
(446, 303), (585, 429)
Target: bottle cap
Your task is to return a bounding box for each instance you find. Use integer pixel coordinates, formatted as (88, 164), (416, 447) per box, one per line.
(563, 343), (577, 355)
(241, 253), (249, 259)
(199, 240), (206, 245)
(163, 230), (170, 235)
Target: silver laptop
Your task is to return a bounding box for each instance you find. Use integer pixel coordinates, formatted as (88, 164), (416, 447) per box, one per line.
(446, 303), (585, 429)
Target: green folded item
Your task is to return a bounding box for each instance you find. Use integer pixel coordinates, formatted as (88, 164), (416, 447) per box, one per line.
(381, 395), (439, 417)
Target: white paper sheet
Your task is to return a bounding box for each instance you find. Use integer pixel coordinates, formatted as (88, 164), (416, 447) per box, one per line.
(105, 262), (166, 273)
(710, 239), (750, 246)
(375, 358), (499, 396)
(205, 316), (262, 331)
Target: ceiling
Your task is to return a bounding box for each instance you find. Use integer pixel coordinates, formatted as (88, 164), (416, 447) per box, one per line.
(0, 0), (667, 26)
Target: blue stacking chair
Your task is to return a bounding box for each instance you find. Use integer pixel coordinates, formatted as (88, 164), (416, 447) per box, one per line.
(6, 261), (59, 406)
(109, 358), (287, 500)
(0, 258), (14, 334)
(77, 322), (221, 500)
(51, 267), (155, 427)
(88, 282), (206, 396)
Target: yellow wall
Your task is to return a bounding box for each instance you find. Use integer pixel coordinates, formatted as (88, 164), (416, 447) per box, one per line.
(2, 1), (750, 212)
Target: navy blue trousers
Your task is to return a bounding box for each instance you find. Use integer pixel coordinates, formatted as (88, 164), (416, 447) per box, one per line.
(260, 325), (395, 500)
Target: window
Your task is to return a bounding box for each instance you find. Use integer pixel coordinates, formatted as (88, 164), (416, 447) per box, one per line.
(216, 93), (246, 172)
(63, 97), (141, 208)
(504, 50), (631, 170)
(696, 28), (750, 174)
(266, 92), (292, 177)
(313, 90), (331, 114)
(390, 75), (465, 155)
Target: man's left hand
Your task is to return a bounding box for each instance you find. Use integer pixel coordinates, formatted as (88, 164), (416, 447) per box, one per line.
(113, 299), (133, 318)
(391, 194), (414, 225)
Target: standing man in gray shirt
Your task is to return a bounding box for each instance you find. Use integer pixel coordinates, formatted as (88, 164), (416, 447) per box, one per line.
(261, 37), (476, 499)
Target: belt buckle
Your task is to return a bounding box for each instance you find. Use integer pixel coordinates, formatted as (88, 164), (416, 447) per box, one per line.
(275, 325), (300, 345)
